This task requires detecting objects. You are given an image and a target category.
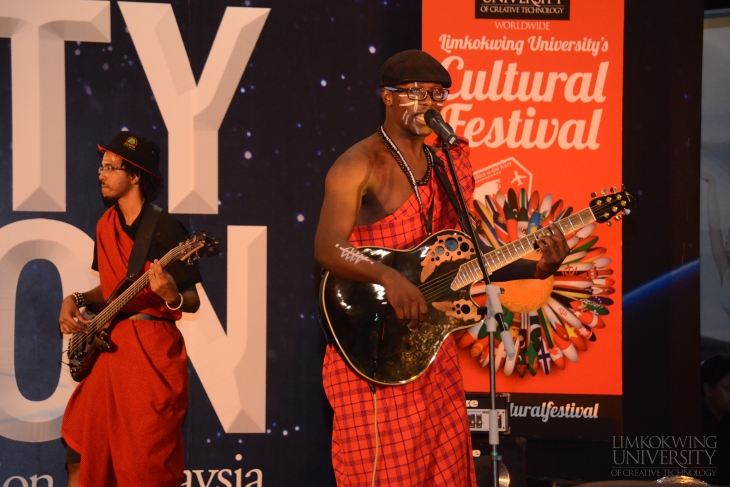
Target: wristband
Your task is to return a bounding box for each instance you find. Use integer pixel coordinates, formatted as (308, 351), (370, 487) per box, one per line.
(166, 293), (184, 311)
(71, 292), (85, 309)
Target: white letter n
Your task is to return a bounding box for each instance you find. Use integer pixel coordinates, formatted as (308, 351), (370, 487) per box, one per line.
(118, 3), (269, 214)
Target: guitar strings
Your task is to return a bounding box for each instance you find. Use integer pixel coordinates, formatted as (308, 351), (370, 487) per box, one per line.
(67, 241), (192, 353)
(416, 212), (592, 303)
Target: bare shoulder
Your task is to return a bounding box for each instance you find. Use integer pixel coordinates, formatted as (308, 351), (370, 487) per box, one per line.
(325, 135), (381, 187)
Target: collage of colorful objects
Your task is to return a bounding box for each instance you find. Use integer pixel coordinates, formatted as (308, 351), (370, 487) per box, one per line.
(454, 187), (614, 379)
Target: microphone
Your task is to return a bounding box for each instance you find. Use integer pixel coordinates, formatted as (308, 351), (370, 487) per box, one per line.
(424, 110), (459, 147)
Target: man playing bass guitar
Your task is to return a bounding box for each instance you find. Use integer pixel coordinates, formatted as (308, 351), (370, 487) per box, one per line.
(314, 50), (570, 486)
(58, 131), (202, 487)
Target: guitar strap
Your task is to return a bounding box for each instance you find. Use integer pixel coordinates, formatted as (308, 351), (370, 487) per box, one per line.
(125, 204), (163, 282)
(426, 145), (475, 233)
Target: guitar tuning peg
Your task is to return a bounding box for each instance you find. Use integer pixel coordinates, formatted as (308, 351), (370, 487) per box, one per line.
(606, 221), (612, 227)
(610, 186), (618, 193)
(615, 215), (622, 221)
(590, 192), (597, 198)
(601, 189), (608, 195)
(624, 209), (631, 216)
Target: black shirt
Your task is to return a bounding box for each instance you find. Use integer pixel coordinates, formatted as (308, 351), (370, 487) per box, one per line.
(92, 203), (202, 293)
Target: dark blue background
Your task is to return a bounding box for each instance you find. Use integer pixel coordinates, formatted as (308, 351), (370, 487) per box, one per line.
(0, 0), (707, 485)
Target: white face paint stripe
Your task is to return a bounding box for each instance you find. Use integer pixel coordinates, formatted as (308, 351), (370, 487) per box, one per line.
(398, 93), (411, 107)
(335, 244), (375, 265)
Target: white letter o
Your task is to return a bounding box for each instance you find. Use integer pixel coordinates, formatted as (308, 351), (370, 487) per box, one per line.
(0, 219), (97, 441)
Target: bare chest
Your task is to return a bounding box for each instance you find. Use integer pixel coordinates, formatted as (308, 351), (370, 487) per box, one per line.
(357, 154), (431, 226)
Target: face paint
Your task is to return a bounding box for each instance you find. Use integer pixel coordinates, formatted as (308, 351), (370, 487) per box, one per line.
(409, 98), (421, 132)
(398, 94), (414, 127)
(336, 244), (375, 265)
(393, 82), (444, 134)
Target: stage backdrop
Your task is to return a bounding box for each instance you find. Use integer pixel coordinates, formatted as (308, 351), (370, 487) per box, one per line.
(700, 11), (730, 361)
(0, 0), (426, 485)
(423, 0), (625, 439)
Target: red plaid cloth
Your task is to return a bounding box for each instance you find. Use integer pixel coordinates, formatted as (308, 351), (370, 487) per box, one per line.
(62, 208), (188, 487)
(323, 140), (477, 486)
(350, 142), (473, 249)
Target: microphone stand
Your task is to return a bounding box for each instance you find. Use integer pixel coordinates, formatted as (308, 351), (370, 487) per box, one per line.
(440, 139), (509, 487)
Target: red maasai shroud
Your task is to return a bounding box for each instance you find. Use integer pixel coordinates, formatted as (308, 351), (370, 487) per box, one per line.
(323, 141), (478, 486)
(62, 207), (188, 487)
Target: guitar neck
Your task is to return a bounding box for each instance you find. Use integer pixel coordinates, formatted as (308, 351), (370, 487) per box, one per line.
(87, 248), (181, 333)
(450, 207), (597, 290)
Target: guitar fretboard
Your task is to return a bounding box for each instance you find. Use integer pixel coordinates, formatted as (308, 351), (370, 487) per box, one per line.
(69, 241), (193, 352)
(450, 208), (597, 290)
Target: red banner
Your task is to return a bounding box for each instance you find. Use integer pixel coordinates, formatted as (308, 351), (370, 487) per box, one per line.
(424, 0), (624, 429)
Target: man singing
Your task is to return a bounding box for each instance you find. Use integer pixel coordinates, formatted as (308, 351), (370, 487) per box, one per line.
(314, 50), (570, 485)
(59, 131), (202, 486)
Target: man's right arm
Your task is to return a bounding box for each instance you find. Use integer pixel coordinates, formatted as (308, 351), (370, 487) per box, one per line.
(59, 286), (104, 334)
(314, 151), (427, 328)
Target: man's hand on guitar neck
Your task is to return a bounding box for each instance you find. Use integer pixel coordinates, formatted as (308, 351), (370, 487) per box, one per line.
(533, 223), (571, 279)
(149, 260), (201, 313)
(59, 286), (104, 334)
(149, 260), (181, 306)
(380, 269), (429, 332)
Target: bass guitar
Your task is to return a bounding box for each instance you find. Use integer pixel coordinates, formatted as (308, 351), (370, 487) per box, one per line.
(66, 231), (220, 382)
(319, 188), (634, 385)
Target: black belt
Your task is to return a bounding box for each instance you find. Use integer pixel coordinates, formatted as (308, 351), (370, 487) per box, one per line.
(115, 312), (176, 324)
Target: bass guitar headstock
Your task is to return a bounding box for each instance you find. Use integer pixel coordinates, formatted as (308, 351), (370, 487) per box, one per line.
(589, 185), (636, 226)
(178, 231), (221, 265)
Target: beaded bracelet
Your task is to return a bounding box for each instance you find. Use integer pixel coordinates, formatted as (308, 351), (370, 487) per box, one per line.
(166, 293), (184, 311)
(71, 292), (85, 309)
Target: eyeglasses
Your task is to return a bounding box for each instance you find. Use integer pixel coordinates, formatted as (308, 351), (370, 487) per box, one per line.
(384, 86), (449, 102)
(98, 166), (128, 175)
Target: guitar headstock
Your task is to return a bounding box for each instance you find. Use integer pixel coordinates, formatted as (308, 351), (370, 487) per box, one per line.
(178, 231), (221, 264)
(589, 185), (636, 226)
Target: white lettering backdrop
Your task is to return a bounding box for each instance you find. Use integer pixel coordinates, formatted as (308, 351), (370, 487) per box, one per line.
(0, 0), (411, 484)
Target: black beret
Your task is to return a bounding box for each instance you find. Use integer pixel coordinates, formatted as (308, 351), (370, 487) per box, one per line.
(380, 49), (452, 89)
(98, 131), (163, 180)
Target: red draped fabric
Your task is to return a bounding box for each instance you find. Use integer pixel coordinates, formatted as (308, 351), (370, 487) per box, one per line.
(323, 141), (478, 486)
(62, 207), (188, 487)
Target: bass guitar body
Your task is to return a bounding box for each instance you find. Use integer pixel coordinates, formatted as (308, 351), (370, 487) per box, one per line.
(320, 230), (482, 386)
(67, 325), (115, 382)
(67, 281), (128, 382)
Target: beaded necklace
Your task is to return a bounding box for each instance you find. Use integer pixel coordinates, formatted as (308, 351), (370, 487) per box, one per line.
(377, 126), (433, 205)
(377, 125), (435, 234)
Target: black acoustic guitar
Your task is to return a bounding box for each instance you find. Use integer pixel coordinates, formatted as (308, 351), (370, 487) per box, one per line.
(319, 188), (634, 385)
(66, 232), (220, 382)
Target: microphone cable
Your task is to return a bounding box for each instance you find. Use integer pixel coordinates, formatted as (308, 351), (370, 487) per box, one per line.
(370, 382), (379, 487)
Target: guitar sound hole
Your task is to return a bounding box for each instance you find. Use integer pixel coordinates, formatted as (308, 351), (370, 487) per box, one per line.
(444, 238), (458, 251)
(461, 304), (471, 314)
(435, 247), (445, 255)
(460, 242), (471, 252)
